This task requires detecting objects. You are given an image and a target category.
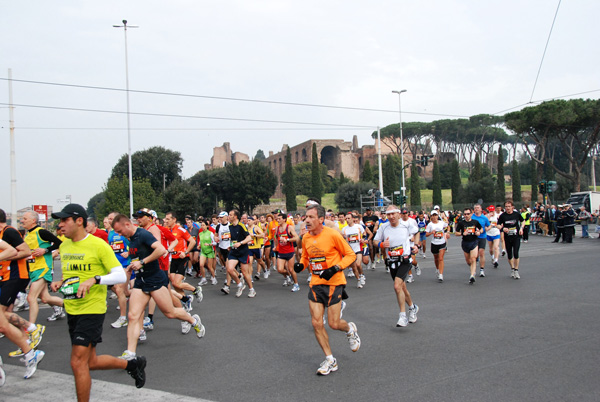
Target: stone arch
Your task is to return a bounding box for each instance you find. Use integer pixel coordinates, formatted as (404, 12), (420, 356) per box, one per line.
(295, 151), (299, 164)
(279, 157), (283, 175)
(302, 148), (308, 162)
(320, 145), (338, 171)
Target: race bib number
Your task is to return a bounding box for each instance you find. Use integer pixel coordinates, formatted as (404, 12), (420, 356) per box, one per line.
(279, 234), (289, 243)
(348, 234), (360, 243)
(59, 277), (81, 299)
(434, 231), (444, 239)
(222, 232), (231, 240)
(366, 221), (374, 227)
(465, 227), (476, 235)
(111, 240), (125, 252)
(491, 222), (497, 228)
(508, 228), (518, 236)
(309, 257), (327, 272)
(388, 245), (404, 257)
(419, 227), (426, 232)
(249, 239), (255, 246)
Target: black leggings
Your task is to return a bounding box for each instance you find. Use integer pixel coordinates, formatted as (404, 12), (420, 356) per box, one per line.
(505, 235), (521, 259)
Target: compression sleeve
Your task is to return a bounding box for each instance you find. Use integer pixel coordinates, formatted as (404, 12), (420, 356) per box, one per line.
(98, 266), (126, 286)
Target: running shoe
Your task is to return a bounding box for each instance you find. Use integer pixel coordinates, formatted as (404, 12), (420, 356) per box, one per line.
(111, 316), (128, 328)
(192, 314), (206, 338)
(248, 288), (257, 298)
(211, 276), (218, 285)
(316, 358), (338, 376)
(29, 325), (45, 349)
(346, 322), (361, 352)
(109, 291), (118, 299)
(357, 280), (363, 289)
(479, 269), (485, 277)
(47, 306), (66, 322)
(198, 277), (208, 286)
(263, 270), (269, 279)
(183, 295), (194, 312)
(119, 350), (136, 360)
(438, 273), (444, 282)
(408, 304), (419, 323)
(253, 274), (260, 281)
(9, 348), (25, 358)
(406, 274), (414, 283)
(511, 269), (515, 278)
(415, 265), (421, 276)
(501, 249), (506, 257)
(235, 283), (246, 298)
(143, 317), (154, 331)
(347, 271), (355, 278)
(221, 285), (230, 295)
(514, 270), (520, 279)
(396, 314), (408, 327)
(138, 329), (147, 342)
(359, 275), (366, 285)
(193, 285), (203, 302)
(127, 356), (147, 389)
(0, 356), (5, 387)
(291, 283), (300, 292)
(24, 350), (44, 379)
(493, 261), (499, 268)
(181, 320), (192, 334)
(469, 275), (476, 284)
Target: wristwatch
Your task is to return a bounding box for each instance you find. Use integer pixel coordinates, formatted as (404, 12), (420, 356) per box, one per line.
(94, 275), (101, 284)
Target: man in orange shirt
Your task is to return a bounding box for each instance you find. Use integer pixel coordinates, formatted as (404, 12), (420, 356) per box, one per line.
(163, 212), (202, 311)
(294, 204), (361, 376)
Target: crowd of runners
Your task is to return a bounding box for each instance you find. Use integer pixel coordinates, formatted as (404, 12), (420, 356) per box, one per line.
(0, 196), (564, 398)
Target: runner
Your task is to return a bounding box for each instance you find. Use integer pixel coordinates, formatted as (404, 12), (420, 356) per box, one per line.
(197, 220), (217, 286)
(497, 201), (524, 279)
(225, 210), (255, 298)
(425, 210), (449, 282)
(471, 204), (491, 278)
(293, 203), (360, 375)
(486, 206), (501, 268)
(50, 204), (146, 399)
(455, 207), (483, 284)
(106, 211), (133, 329)
(374, 205), (420, 327)
(19, 211), (65, 323)
(247, 217), (267, 281)
(184, 215), (201, 276)
(342, 212), (365, 289)
(362, 208), (379, 269)
(416, 211), (428, 258)
(275, 212), (301, 291)
(111, 214), (205, 361)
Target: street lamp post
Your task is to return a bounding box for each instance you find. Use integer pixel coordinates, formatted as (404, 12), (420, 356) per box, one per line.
(392, 89), (407, 206)
(113, 20), (138, 218)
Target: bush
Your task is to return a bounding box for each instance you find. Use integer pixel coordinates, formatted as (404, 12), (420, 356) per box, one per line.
(335, 181), (376, 211)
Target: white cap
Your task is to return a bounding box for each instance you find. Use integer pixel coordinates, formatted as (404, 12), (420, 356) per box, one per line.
(430, 210), (439, 215)
(434, 205), (440, 210)
(218, 211), (228, 218)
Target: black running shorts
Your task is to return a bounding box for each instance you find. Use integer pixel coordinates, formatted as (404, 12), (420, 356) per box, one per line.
(0, 278), (30, 307)
(134, 269), (169, 294)
(308, 284), (347, 307)
(477, 238), (487, 250)
(430, 243), (447, 255)
(67, 313), (105, 347)
(389, 259), (411, 282)
(461, 240), (479, 253)
(170, 257), (188, 275)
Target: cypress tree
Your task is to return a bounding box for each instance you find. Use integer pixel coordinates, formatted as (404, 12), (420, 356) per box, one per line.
(283, 147), (297, 211)
(512, 160), (522, 202)
(409, 162), (421, 208)
(451, 159), (461, 206)
(432, 160), (442, 207)
(496, 146), (506, 203)
(310, 143), (323, 203)
(530, 159), (538, 204)
(470, 153), (482, 183)
(361, 160), (374, 182)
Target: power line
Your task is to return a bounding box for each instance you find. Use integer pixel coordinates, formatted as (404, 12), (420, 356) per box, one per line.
(0, 77), (469, 118)
(493, 88), (600, 115)
(0, 102), (376, 129)
(529, 0), (562, 103)
(11, 127), (367, 131)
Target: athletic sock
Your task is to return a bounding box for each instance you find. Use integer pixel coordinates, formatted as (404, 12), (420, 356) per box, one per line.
(148, 314), (153, 321)
(326, 354), (334, 362)
(26, 323), (37, 332)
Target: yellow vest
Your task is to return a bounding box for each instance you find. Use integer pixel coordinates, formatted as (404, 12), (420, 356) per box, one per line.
(24, 226), (53, 272)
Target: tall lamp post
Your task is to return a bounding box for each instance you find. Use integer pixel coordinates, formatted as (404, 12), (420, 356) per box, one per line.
(392, 89), (407, 205)
(113, 20), (138, 218)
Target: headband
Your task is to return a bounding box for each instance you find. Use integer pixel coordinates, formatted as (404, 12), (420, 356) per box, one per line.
(386, 209), (401, 214)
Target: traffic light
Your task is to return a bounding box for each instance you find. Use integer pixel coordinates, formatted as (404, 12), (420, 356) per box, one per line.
(400, 195), (407, 206)
(539, 180), (547, 194)
(547, 181), (557, 193)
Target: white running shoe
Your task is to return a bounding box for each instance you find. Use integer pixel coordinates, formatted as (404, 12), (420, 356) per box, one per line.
(408, 304), (419, 323)
(221, 285), (230, 295)
(183, 295), (193, 312)
(347, 271), (355, 278)
(138, 329), (147, 342)
(502, 249), (506, 257)
(198, 277), (208, 286)
(514, 270), (520, 279)
(211, 276), (218, 285)
(406, 274), (414, 283)
(47, 306), (66, 322)
(192, 314), (205, 338)
(415, 265), (421, 276)
(24, 350), (45, 379)
(438, 273), (444, 282)
(0, 356), (5, 387)
(263, 270), (269, 279)
(291, 283), (300, 292)
(119, 350), (136, 360)
(248, 288), (257, 298)
(357, 280), (363, 289)
(396, 314), (408, 327)
(194, 286), (204, 303)
(346, 322), (361, 352)
(511, 269), (516, 279)
(143, 317), (154, 330)
(181, 320), (192, 334)
(235, 283), (246, 297)
(111, 316), (128, 328)
(316, 358), (338, 376)
(479, 269), (485, 277)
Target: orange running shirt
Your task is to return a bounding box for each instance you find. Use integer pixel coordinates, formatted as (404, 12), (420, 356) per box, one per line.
(170, 225), (192, 259)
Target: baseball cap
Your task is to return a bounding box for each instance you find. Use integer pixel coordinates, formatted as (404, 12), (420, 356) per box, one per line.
(430, 210), (439, 216)
(401, 208), (409, 214)
(218, 211), (228, 218)
(487, 205), (495, 212)
(51, 203), (88, 221)
(133, 208), (153, 218)
(149, 210), (158, 219)
(433, 205), (440, 210)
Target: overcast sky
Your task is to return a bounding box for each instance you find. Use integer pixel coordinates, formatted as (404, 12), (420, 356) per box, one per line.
(1, 0), (598, 213)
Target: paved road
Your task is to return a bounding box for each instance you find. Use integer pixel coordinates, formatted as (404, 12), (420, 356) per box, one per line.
(1, 233), (599, 401)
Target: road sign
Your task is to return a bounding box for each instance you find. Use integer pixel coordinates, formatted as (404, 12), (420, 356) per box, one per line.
(33, 204), (48, 222)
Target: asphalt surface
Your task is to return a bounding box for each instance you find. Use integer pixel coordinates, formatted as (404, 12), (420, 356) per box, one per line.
(1, 231), (599, 402)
